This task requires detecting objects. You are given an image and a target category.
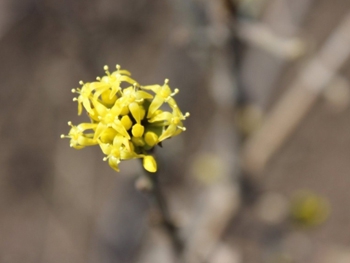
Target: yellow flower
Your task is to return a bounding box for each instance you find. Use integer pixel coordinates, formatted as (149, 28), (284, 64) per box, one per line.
(142, 79), (179, 118)
(61, 65), (189, 173)
(148, 109), (190, 142)
(60, 122), (98, 149)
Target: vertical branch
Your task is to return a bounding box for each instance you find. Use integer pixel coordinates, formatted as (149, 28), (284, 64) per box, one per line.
(137, 160), (184, 255)
(149, 171), (184, 253)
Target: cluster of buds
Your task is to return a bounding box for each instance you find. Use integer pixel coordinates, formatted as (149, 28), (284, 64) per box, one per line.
(61, 65), (189, 173)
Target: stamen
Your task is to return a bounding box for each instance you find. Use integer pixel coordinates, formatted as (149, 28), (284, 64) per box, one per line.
(164, 79), (169, 84)
(171, 88), (179, 96)
(116, 64), (121, 70)
(79, 80), (84, 85)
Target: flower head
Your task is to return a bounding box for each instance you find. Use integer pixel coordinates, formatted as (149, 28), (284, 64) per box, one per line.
(61, 65), (189, 173)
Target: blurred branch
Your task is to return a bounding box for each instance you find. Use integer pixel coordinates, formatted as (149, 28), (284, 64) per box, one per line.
(242, 12), (350, 175)
(239, 0), (315, 109)
(139, 168), (184, 256)
(323, 75), (350, 112)
(183, 181), (240, 263)
(237, 20), (306, 60)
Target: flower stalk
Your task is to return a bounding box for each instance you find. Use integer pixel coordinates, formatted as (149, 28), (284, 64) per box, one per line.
(140, 167), (184, 254)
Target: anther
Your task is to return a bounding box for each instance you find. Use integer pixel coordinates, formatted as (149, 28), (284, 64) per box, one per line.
(164, 79), (169, 84)
(68, 121), (73, 126)
(103, 65), (109, 71)
(184, 112), (190, 117)
(71, 88), (76, 93)
(79, 80), (84, 85)
(73, 98), (78, 101)
(60, 134), (65, 138)
(116, 64), (121, 70)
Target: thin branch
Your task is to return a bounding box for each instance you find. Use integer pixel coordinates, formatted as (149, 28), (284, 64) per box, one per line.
(137, 160), (184, 256)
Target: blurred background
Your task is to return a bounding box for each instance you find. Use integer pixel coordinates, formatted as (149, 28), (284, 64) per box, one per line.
(1, 0), (350, 262)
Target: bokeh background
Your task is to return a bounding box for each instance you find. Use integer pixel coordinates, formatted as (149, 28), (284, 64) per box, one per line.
(1, 0), (350, 262)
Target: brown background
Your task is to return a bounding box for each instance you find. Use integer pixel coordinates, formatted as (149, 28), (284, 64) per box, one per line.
(1, 0), (350, 262)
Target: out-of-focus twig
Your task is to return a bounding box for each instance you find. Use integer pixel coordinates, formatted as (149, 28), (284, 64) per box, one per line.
(238, 21), (306, 60)
(140, 168), (184, 255)
(242, 12), (350, 175)
(240, 0), (315, 109)
(323, 75), (350, 111)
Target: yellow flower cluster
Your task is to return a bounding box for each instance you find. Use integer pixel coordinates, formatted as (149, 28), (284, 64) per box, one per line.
(61, 65), (189, 173)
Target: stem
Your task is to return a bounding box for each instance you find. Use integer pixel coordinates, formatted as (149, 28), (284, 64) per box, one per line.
(147, 171), (184, 254)
(137, 157), (184, 255)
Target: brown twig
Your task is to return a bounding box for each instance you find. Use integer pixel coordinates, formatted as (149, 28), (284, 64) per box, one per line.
(137, 160), (184, 256)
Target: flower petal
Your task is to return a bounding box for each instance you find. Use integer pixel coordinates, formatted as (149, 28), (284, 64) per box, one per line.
(148, 111), (172, 123)
(158, 124), (177, 142)
(147, 96), (164, 118)
(143, 155), (157, 173)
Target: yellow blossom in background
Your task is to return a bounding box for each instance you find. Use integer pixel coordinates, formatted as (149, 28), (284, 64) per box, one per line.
(61, 65), (189, 173)
(290, 190), (330, 227)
